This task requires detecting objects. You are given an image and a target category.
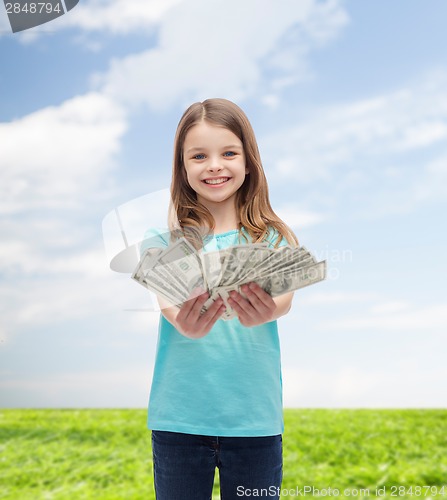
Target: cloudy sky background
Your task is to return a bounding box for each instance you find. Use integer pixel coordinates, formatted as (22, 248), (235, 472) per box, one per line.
(1, 0), (446, 408)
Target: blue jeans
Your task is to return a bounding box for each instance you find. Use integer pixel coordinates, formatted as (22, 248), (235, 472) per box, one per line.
(151, 430), (283, 499)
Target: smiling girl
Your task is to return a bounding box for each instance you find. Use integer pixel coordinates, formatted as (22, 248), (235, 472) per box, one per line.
(144, 98), (299, 499)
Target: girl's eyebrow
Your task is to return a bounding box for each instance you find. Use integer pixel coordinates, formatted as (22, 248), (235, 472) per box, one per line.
(186, 144), (242, 154)
(185, 147), (205, 154)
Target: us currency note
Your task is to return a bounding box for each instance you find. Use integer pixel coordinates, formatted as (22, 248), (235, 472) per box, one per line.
(153, 238), (205, 298)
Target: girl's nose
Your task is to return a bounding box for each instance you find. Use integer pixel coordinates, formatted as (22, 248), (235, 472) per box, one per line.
(207, 159), (222, 172)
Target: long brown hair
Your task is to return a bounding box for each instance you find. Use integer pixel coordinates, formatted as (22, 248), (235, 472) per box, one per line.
(169, 98), (299, 248)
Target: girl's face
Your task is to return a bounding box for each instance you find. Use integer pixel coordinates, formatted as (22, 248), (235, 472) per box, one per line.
(183, 121), (249, 211)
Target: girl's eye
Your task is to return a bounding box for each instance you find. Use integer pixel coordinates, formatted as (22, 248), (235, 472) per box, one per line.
(193, 154), (206, 160)
(223, 151), (236, 157)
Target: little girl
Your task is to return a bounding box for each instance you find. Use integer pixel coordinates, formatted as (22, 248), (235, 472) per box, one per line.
(143, 98), (299, 500)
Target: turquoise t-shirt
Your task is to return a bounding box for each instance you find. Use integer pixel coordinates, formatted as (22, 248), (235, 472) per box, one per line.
(140, 227), (288, 437)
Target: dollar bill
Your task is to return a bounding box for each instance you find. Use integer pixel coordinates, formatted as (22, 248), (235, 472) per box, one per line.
(153, 238), (205, 298)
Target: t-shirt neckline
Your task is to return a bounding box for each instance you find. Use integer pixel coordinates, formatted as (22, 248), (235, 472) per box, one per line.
(213, 229), (240, 238)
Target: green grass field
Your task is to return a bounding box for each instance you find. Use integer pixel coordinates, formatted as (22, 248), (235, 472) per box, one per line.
(1, 409), (446, 499)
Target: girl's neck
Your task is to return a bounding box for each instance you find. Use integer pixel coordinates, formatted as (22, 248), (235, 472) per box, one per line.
(202, 198), (239, 234)
(212, 211), (240, 234)
(213, 220), (240, 234)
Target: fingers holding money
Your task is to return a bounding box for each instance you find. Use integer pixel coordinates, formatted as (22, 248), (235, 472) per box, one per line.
(175, 289), (225, 339)
(133, 236), (327, 323)
(228, 282), (277, 327)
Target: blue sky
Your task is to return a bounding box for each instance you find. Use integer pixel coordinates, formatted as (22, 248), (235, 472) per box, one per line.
(1, 0), (446, 408)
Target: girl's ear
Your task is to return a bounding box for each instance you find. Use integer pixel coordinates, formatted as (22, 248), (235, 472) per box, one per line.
(245, 167), (249, 174)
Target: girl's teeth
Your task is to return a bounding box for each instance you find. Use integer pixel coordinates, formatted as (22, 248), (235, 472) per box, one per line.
(204, 178), (229, 184)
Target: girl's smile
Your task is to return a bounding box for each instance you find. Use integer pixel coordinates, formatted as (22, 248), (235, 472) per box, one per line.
(202, 176), (231, 186)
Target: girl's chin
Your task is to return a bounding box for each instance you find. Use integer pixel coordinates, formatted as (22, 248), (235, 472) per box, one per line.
(197, 192), (237, 206)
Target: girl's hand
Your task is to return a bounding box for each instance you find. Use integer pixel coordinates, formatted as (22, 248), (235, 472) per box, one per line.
(228, 282), (277, 327)
(174, 290), (225, 340)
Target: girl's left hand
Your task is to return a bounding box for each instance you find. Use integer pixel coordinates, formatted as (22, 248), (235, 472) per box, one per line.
(228, 282), (277, 327)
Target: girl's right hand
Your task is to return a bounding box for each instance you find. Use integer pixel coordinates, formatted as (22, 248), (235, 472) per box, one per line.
(174, 290), (225, 340)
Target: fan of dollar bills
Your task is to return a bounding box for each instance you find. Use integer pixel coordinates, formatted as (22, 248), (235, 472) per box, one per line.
(132, 237), (326, 320)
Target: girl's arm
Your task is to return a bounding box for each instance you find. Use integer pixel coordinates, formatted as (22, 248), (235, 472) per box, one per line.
(272, 291), (294, 320)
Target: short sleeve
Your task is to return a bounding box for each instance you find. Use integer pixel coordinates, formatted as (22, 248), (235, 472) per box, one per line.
(139, 227), (170, 255)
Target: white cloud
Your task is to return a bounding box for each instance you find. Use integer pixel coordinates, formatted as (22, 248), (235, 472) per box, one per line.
(95, 0), (348, 110)
(0, 97), (135, 334)
(127, 310), (160, 333)
(0, 212), (160, 340)
(427, 154), (447, 175)
(300, 291), (379, 305)
(320, 302), (447, 332)
(0, 367), (154, 407)
(262, 68), (447, 217)
(62, 0), (183, 34)
(0, 257), (161, 342)
(267, 70), (447, 180)
(370, 300), (410, 314)
(275, 204), (327, 229)
(261, 94), (281, 110)
(411, 153), (447, 204)
(0, 92), (127, 213)
(282, 365), (447, 407)
(283, 367), (378, 407)
(395, 120), (447, 151)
